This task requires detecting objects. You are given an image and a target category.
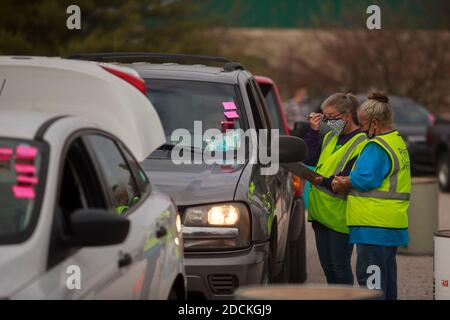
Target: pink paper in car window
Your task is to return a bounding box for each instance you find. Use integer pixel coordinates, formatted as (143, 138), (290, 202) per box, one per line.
(15, 164), (37, 175)
(224, 111), (239, 120)
(222, 102), (237, 110)
(15, 146), (38, 160)
(17, 175), (39, 185)
(0, 148), (13, 161)
(12, 185), (36, 199)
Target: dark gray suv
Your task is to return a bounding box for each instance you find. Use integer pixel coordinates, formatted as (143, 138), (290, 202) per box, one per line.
(71, 53), (308, 299)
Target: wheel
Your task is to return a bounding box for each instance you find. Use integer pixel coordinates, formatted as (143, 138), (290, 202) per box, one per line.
(287, 222), (307, 283)
(262, 222), (278, 284)
(437, 152), (450, 192)
(273, 199), (307, 283)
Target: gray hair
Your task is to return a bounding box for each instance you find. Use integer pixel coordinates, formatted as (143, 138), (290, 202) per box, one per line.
(359, 92), (393, 126)
(321, 93), (360, 124)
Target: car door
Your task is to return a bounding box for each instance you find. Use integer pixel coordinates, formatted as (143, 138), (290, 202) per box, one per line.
(21, 136), (125, 299)
(82, 134), (167, 299)
(247, 78), (289, 265)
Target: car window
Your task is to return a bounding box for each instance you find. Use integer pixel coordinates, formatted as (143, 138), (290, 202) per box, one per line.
(0, 138), (46, 243)
(246, 81), (268, 130)
(391, 99), (431, 126)
(85, 135), (140, 215)
(259, 83), (287, 135)
(119, 142), (150, 194)
(58, 138), (107, 221)
(146, 79), (245, 152)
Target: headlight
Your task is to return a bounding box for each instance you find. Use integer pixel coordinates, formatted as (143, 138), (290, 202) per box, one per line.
(182, 202), (250, 251)
(208, 205), (239, 225)
(176, 214), (182, 233)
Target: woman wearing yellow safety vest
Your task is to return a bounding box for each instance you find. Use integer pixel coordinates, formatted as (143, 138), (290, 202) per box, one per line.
(304, 93), (367, 285)
(332, 92), (411, 300)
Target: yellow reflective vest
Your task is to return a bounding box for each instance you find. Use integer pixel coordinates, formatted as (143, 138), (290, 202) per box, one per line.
(347, 131), (411, 229)
(308, 131), (368, 234)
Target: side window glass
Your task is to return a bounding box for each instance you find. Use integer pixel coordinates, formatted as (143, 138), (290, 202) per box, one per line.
(251, 79), (272, 130)
(246, 81), (265, 129)
(86, 135), (140, 215)
(119, 142), (150, 194)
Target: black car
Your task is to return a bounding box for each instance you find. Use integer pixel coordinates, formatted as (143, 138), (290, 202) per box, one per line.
(426, 118), (450, 191)
(72, 53), (309, 299)
(387, 96), (436, 176)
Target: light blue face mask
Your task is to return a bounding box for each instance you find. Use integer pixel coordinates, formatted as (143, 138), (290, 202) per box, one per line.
(326, 119), (346, 136)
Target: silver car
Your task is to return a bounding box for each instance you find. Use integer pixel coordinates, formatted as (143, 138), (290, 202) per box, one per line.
(0, 56), (186, 299)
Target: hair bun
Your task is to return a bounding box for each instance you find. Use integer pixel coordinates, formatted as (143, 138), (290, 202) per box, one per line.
(368, 92), (389, 103)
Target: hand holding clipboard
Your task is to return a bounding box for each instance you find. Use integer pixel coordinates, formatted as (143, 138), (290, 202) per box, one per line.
(281, 162), (324, 186)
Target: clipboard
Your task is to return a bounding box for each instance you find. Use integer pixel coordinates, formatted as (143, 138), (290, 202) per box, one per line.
(281, 162), (323, 181)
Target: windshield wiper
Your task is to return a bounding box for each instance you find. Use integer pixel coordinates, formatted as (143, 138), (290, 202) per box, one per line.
(157, 143), (203, 153)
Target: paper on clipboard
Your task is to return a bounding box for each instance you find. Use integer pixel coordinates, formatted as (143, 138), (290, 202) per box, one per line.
(281, 162), (323, 181)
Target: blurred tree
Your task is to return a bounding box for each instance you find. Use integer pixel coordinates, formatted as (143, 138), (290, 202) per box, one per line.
(0, 0), (221, 56)
(272, 30), (450, 113)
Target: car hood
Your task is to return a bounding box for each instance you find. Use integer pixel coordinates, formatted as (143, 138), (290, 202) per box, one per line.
(142, 155), (246, 206)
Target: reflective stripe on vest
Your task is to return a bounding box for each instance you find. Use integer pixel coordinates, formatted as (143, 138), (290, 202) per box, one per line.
(348, 135), (411, 201)
(346, 131), (411, 229)
(321, 132), (335, 152)
(308, 132), (368, 233)
(333, 135), (368, 176)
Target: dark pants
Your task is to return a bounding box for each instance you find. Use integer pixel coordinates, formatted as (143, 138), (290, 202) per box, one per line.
(356, 244), (398, 300)
(312, 221), (354, 285)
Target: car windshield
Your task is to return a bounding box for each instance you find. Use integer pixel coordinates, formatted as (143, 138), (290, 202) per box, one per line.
(146, 79), (245, 153)
(391, 98), (431, 126)
(0, 139), (45, 243)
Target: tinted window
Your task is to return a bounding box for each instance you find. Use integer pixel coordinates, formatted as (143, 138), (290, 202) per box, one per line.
(356, 95), (432, 126)
(0, 139), (46, 242)
(391, 98), (431, 126)
(259, 83), (287, 134)
(119, 143), (150, 194)
(146, 79), (244, 151)
(86, 135), (140, 215)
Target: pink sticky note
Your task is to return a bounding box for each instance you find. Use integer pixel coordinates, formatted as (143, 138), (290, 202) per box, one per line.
(15, 146), (38, 160)
(12, 185), (35, 199)
(223, 102), (237, 110)
(0, 148), (13, 161)
(17, 175), (39, 185)
(224, 111), (239, 120)
(15, 164), (37, 174)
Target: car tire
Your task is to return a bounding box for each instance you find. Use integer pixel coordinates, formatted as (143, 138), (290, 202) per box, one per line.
(438, 152), (450, 192)
(287, 221), (307, 283)
(262, 221), (278, 284)
(273, 200), (307, 283)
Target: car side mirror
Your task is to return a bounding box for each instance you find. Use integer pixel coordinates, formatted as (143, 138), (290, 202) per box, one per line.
(279, 135), (308, 163)
(68, 209), (130, 247)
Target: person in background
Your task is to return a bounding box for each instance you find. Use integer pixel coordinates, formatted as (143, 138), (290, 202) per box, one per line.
(332, 92), (411, 300)
(113, 184), (130, 215)
(283, 87), (310, 130)
(304, 93), (367, 285)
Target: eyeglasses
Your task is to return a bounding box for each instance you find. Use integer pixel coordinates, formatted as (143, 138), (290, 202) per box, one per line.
(322, 112), (346, 122)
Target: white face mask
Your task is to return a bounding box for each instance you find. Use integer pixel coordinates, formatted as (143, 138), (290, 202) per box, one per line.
(326, 119), (346, 136)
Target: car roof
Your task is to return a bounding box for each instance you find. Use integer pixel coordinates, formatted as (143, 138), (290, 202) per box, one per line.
(0, 56), (165, 161)
(123, 62), (241, 84)
(255, 75), (274, 85)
